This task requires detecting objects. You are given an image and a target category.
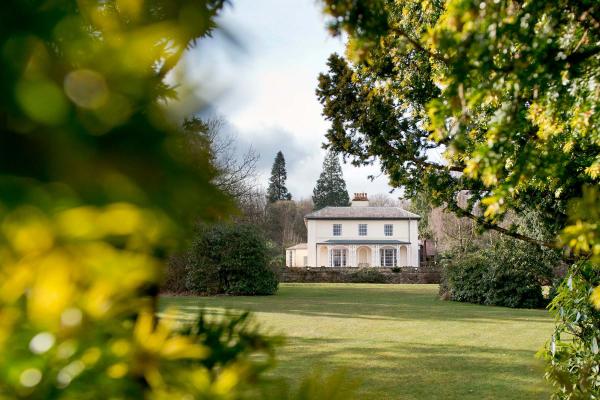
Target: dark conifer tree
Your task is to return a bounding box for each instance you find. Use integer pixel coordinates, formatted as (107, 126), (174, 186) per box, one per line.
(312, 151), (350, 210)
(267, 151), (292, 203)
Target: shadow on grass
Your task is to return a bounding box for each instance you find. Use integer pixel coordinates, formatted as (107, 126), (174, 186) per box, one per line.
(273, 338), (549, 400)
(159, 284), (553, 399)
(161, 284), (552, 325)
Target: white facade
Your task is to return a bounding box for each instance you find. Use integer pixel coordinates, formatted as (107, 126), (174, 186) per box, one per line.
(306, 218), (419, 268)
(286, 244), (308, 267)
(297, 195), (421, 268)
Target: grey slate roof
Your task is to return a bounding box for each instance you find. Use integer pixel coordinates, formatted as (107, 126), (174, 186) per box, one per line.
(305, 206), (420, 220)
(318, 240), (411, 245)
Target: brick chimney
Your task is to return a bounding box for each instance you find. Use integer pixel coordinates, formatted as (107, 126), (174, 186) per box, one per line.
(351, 192), (369, 207)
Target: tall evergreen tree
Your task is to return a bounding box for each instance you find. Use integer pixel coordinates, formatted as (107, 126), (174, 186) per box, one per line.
(312, 151), (350, 210)
(267, 151), (292, 203)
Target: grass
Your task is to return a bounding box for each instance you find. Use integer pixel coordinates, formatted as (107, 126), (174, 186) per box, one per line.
(160, 283), (554, 399)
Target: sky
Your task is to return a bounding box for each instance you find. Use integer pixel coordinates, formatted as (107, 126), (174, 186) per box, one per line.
(175, 0), (396, 200)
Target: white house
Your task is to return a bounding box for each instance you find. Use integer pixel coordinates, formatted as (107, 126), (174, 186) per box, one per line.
(286, 193), (420, 268)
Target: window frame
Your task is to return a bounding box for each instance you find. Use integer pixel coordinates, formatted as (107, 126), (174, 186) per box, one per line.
(358, 224), (368, 236)
(331, 248), (347, 267)
(333, 223), (342, 236)
(384, 224), (393, 236)
(379, 248), (397, 267)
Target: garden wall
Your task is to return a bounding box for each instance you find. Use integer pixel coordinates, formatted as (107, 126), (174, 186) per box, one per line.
(279, 266), (441, 284)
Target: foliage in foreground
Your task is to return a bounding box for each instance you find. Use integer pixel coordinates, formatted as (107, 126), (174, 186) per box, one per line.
(439, 238), (556, 308)
(0, 1), (346, 398)
(317, 0), (598, 249)
(0, 0), (256, 397)
(544, 261), (600, 398)
(186, 223), (279, 296)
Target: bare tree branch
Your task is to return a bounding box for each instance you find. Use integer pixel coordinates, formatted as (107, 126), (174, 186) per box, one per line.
(183, 116), (259, 202)
(452, 204), (557, 249)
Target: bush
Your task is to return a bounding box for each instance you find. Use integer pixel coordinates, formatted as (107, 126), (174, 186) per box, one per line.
(439, 253), (490, 304)
(187, 223), (279, 295)
(348, 268), (388, 283)
(439, 238), (557, 308)
(391, 266), (402, 273)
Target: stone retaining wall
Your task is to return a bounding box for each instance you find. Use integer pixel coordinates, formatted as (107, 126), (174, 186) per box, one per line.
(279, 266), (441, 284)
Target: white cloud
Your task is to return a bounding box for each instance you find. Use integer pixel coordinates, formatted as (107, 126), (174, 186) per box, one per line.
(178, 0), (397, 199)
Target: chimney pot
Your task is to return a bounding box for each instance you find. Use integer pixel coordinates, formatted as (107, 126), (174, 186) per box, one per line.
(351, 192), (369, 206)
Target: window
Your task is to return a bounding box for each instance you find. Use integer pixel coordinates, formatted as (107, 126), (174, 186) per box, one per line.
(333, 224), (342, 236)
(384, 224), (393, 236)
(380, 248), (397, 267)
(331, 249), (347, 267)
(358, 224), (367, 236)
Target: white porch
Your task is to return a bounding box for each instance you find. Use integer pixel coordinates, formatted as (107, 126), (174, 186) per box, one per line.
(316, 242), (411, 268)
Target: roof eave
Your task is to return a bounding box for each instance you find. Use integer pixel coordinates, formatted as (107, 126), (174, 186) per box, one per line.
(318, 240), (412, 245)
(305, 216), (421, 220)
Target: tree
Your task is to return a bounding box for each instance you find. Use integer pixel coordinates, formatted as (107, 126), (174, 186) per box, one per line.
(267, 151), (292, 202)
(368, 193), (400, 207)
(406, 190), (434, 241)
(229, 185), (312, 260)
(429, 201), (487, 254)
(317, 0), (599, 396)
(312, 150), (350, 209)
(271, 197), (313, 247)
(293, 198), (314, 241)
(315, 1), (600, 248)
(238, 187), (269, 226)
(183, 117), (259, 202)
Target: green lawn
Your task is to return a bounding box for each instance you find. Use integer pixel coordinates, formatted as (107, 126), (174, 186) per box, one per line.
(160, 283), (554, 399)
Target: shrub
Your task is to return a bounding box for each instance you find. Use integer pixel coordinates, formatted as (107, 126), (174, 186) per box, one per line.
(485, 265), (547, 309)
(440, 253), (489, 304)
(439, 238), (557, 308)
(391, 266), (402, 273)
(348, 268), (388, 283)
(187, 223), (279, 295)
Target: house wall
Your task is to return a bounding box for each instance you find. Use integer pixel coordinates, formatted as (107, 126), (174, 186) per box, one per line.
(307, 220), (317, 266)
(314, 219), (410, 241)
(306, 219), (420, 267)
(286, 248), (308, 267)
